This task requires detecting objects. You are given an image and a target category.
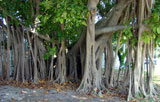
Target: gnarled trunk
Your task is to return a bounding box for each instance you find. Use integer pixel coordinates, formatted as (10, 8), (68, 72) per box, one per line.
(55, 40), (67, 84)
(77, 0), (103, 93)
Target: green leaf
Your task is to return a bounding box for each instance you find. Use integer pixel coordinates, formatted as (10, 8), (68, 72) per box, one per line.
(62, 11), (67, 18)
(144, 19), (150, 25)
(153, 34), (156, 39)
(59, 19), (64, 24)
(153, 27), (157, 33)
(157, 27), (160, 34)
(81, 21), (87, 26)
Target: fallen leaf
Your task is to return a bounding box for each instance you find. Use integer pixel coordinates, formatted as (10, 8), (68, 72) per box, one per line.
(56, 88), (62, 92)
(66, 86), (71, 89)
(58, 98), (62, 101)
(11, 98), (16, 102)
(92, 94), (96, 97)
(39, 80), (45, 83)
(99, 95), (103, 98)
(63, 83), (67, 85)
(35, 94), (39, 96)
(44, 98), (48, 101)
(43, 91), (48, 94)
(79, 97), (87, 99)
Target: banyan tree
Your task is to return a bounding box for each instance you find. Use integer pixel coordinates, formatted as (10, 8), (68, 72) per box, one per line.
(0, 0), (159, 101)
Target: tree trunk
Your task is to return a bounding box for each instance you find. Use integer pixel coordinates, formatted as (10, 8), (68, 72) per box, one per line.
(55, 40), (67, 84)
(33, 36), (39, 83)
(6, 17), (11, 81)
(110, 32), (122, 87)
(133, 0), (145, 96)
(77, 0), (104, 93)
(49, 44), (55, 81)
(21, 30), (25, 82)
(104, 39), (113, 88)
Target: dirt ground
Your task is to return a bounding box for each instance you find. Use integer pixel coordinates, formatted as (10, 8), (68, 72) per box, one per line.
(0, 85), (126, 102)
(0, 74), (160, 102)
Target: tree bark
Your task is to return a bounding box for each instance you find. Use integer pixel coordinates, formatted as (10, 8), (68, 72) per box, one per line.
(6, 17), (11, 81)
(77, 0), (103, 93)
(55, 40), (67, 84)
(110, 32), (122, 87)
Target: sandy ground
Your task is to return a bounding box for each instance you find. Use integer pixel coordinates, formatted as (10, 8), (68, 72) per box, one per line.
(0, 85), (126, 102)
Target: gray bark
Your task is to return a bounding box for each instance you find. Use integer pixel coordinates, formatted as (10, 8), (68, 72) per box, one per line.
(6, 17), (11, 81)
(77, 0), (103, 93)
(110, 32), (122, 87)
(55, 40), (67, 84)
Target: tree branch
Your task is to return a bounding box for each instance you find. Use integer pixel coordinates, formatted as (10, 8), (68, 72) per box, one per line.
(0, 6), (51, 42)
(95, 24), (152, 36)
(95, 25), (126, 35)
